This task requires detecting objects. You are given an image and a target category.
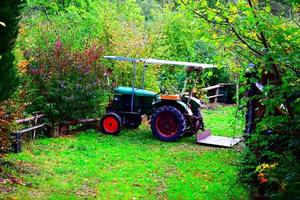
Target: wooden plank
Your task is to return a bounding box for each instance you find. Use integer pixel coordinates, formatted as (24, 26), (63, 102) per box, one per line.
(77, 118), (100, 123)
(214, 87), (220, 103)
(218, 83), (234, 86)
(33, 116), (38, 139)
(197, 135), (243, 148)
(202, 84), (221, 91)
(207, 94), (224, 99)
(19, 124), (46, 134)
(16, 114), (45, 123)
(66, 118), (100, 124)
(202, 83), (234, 91)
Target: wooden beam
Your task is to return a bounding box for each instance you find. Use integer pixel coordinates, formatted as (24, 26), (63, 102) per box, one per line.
(208, 94), (224, 99)
(16, 114), (45, 123)
(19, 124), (46, 134)
(77, 118), (100, 123)
(218, 83), (234, 86)
(202, 83), (234, 91)
(202, 85), (221, 91)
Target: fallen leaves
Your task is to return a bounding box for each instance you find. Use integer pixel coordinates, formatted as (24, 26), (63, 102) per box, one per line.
(0, 177), (25, 186)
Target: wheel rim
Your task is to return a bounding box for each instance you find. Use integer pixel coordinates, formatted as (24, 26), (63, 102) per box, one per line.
(103, 116), (119, 134)
(155, 111), (179, 137)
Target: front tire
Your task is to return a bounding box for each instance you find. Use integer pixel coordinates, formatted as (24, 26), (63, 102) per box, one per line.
(100, 112), (122, 135)
(151, 106), (186, 141)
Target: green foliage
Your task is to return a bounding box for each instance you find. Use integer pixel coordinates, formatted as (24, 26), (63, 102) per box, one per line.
(146, 5), (232, 93)
(0, 0), (23, 102)
(16, 0), (233, 99)
(240, 133), (300, 199)
(181, 0), (299, 198)
(6, 0), (299, 197)
(26, 40), (107, 123)
(203, 105), (244, 137)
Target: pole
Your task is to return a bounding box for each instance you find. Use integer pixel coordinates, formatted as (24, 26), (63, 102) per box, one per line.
(142, 64), (147, 89)
(181, 78), (188, 96)
(187, 69), (201, 106)
(13, 132), (21, 153)
(131, 62), (137, 112)
(236, 74), (239, 107)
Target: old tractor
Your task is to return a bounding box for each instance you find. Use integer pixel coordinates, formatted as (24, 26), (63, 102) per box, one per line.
(100, 56), (215, 141)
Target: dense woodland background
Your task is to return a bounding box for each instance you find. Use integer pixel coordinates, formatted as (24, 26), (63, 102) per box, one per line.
(0, 0), (299, 199)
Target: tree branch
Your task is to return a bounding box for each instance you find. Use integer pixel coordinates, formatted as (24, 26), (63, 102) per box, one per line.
(229, 24), (263, 56)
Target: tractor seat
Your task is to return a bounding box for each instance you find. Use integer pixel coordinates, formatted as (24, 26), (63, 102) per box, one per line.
(160, 94), (181, 100)
(114, 87), (157, 97)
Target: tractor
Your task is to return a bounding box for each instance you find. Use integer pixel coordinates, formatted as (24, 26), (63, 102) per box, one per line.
(100, 56), (215, 141)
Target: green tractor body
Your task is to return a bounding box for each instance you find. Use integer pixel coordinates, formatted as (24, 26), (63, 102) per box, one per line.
(111, 87), (157, 116)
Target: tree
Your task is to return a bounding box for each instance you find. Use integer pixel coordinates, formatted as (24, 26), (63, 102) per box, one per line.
(181, 0), (299, 131)
(181, 0), (300, 197)
(0, 0), (23, 102)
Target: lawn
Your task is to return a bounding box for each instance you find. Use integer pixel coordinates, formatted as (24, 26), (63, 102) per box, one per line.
(0, 105), (249, 200)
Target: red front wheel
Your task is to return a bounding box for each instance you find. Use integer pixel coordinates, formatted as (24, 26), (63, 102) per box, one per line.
(100, 113), (122, 135)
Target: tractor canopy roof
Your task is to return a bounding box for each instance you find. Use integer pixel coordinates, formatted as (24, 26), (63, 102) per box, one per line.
(104, 56), (216, 69)
(115, 87), (156, 97)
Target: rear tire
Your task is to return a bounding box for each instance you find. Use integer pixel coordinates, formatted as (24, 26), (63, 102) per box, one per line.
(151, 106), (186, 141)
(100, 112), (122, 135)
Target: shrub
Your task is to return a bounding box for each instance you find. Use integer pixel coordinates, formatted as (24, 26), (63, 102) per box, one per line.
(26, 39), (108, 124)
(240, 132), (300, 199)
(0, 91), (26, 153)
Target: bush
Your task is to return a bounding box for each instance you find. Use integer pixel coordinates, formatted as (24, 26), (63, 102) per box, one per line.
(0, 91), (26, 153)
(240, 132), (300, 199)
(26, 39), (108, 123)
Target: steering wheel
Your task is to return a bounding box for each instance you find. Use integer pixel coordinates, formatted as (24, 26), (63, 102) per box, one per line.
(155, 85), (166, 96)
(157, 85), (182, 97)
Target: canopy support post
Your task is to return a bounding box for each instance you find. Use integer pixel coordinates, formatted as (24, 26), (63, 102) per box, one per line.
(131, 62), (137, 112)
(142, 64), (148, 90)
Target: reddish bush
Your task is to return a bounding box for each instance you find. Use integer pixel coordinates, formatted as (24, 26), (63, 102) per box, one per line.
(26, 39), (108, 123)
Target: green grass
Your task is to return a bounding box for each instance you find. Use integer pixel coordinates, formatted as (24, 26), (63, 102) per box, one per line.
(203, 105), (244, 137)
(1, 105), (248, 199)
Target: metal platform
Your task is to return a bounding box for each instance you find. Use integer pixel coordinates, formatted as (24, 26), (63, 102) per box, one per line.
(196, 129), (243, 148)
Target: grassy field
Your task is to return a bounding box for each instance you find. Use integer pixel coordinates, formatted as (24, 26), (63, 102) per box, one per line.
(0, 105), (248, 200)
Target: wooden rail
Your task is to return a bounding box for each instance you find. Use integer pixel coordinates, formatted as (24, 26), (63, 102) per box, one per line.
(12, 113), (46, 153)
(50, 118), (100, 137)
(207, 94), (224, 99)
(15, 114), (44, 123)
(12, 114), (101, 153)
(203, 83), (234, 103)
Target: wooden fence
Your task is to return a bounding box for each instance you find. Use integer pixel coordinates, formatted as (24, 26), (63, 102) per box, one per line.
(12, 113), (47, 153)
(12, 114), (100, 153)
(202, 83), (235, 103)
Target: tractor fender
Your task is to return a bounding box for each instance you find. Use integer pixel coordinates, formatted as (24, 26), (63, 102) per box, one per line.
(183, 96), (205, 109)
(153, 100), (193, 116)
(190, 96), (205, 108)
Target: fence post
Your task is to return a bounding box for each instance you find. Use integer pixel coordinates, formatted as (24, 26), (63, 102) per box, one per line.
(13, 132), (22, 153)
(214, 87), (220, 103)
(33, 115), (38, 139)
